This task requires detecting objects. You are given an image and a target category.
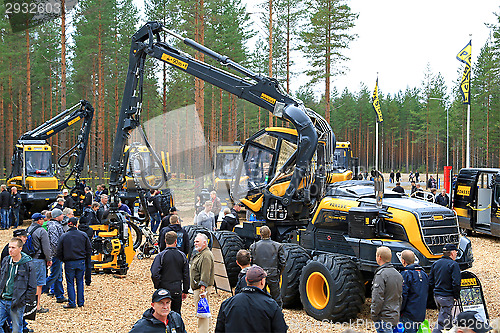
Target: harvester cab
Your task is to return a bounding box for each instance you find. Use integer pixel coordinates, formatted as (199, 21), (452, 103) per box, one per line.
(7, 100), (94, 216)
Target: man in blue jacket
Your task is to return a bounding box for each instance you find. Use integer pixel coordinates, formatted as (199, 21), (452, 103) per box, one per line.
(129, 289), (186, 333)
(429, 243), (461, 333)
(400, 250), (429, 333)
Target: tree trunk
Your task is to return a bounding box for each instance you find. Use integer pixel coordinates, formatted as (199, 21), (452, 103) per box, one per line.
(26, 30), (32, 130)
(268, 0), (273, 127)
(60, 0), (67, 161)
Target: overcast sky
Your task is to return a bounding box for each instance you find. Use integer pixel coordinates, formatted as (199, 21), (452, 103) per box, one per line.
(135, 0), (500, 97)
(333, 0), (500, 97)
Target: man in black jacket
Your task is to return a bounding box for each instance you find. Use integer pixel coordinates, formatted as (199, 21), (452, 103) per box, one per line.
(392, 182), (405, 194)
(249, 226), (285, 308)
(400, 250), (429, 333)
(150, 231), (189, 314)
(158, 215), (189, 255)
(10, 187), (22, 228)
(215, 265), (287, 333)
(234, 249), (251, 294)
(62, 189), (75, 210)
(147, 190), (163, 233)
(0, 237), (37, 333)
(435, 189), (449, 207)
(219, 208), (238, 231)
(429, 243), (461, 333)
(56, 217), (92, 308)
(0, 185), (11, 229)
(129, 289), (186, 333)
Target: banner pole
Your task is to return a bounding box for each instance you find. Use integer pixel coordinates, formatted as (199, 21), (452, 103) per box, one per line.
(375, 120), (379, 171)
(466, 103), (470, 168)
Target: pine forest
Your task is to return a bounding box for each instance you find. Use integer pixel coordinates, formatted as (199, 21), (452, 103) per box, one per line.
(1, 0), (499, 187)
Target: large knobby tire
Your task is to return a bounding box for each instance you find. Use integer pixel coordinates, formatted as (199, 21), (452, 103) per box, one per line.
(299, 253), (365, 322)
(280, 243), (310, 308)
(213, 231), (244, 287)
(184, 225), (212, 257)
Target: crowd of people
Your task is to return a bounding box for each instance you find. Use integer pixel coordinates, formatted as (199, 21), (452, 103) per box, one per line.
(371, 244), (491, 333)
(0, 182), (494, 333)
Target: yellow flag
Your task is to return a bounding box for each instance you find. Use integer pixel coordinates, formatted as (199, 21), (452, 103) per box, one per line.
(457, 41), (471, 66)
(459, 64), (470, 105)
(372, 79), (383, 123)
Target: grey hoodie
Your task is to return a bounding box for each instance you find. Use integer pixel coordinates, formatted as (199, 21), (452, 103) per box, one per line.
(28, 222), (52, 261)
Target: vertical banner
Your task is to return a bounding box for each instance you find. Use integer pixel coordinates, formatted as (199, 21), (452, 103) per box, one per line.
(457, 41), (471, 105)
(372, 78), (383, 123)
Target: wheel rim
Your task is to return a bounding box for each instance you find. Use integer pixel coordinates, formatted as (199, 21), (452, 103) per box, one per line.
(306, 272), (330, 310)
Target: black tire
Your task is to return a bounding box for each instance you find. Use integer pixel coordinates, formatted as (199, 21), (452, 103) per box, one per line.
(213, 231), (244, 287)
(184, 225), (212, 256)
(280, 243), (310, 308)
(127, 221), (143, 250)
(299, 253), (365, 322)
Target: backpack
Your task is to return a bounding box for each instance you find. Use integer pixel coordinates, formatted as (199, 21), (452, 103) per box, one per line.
(24, 224), (43, 258)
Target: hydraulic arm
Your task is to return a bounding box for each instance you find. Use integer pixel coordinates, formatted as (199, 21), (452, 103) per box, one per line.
(109, 21), (334, 209)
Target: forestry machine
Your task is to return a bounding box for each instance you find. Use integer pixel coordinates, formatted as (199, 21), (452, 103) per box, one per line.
(113, 22), (474, 322)
(7, 100), (94, 217)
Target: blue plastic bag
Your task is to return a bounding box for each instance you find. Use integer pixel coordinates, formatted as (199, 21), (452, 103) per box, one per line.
(197, 296), (211, 318)
(393, 322), (404, 333)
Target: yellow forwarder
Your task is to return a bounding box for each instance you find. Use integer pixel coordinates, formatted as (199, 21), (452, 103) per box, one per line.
(7, 101), (94, 217)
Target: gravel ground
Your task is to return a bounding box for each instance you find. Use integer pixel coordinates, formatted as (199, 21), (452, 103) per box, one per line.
(3, 222), (497, 333)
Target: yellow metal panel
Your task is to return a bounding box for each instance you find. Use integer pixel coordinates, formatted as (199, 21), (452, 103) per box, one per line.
(264, 127), (298, 136)
(241, 196), (263, 212)
(25, 177), (58, 190)
(454, 207), (469, 218)
(457, 186), (471, 196)
(386, 207), (440, 259)
(311, 198), (359, 224)
(326, 171), (353, 183)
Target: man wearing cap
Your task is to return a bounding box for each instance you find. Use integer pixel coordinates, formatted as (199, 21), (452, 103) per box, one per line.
(28, 213), (52, 314)
(190, 233), (214, 333)
(56, 217), (92, 308)
(249, 226), (286, 308)
(1, 229), (28, 263)
(400, 250), (429, 333)
(129, 289), (186, 333)
(158, 215), (189, 255)
(429, 243), (461, 333)
(451, 311), (492, 333)
(160, 206), (181, 231)
(215, 265), (288, 333)
(42, 209), (68, 304)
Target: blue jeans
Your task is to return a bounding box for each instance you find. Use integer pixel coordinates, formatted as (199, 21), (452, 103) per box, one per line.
(151, 212), (161, 233)
(0, 209), (10, 229)
(433, 295), (454, 333)
(10, 208), (20, 228)
(375, 321), (393, 333)
(0, 299), (24, 333)
(42, 257), (64, 300)
(401, 317), (419, 333)
(65, 260), (85, 307)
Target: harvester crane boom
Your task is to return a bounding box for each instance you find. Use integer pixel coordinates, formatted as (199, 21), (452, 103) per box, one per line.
(108, 21), (333, 208)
